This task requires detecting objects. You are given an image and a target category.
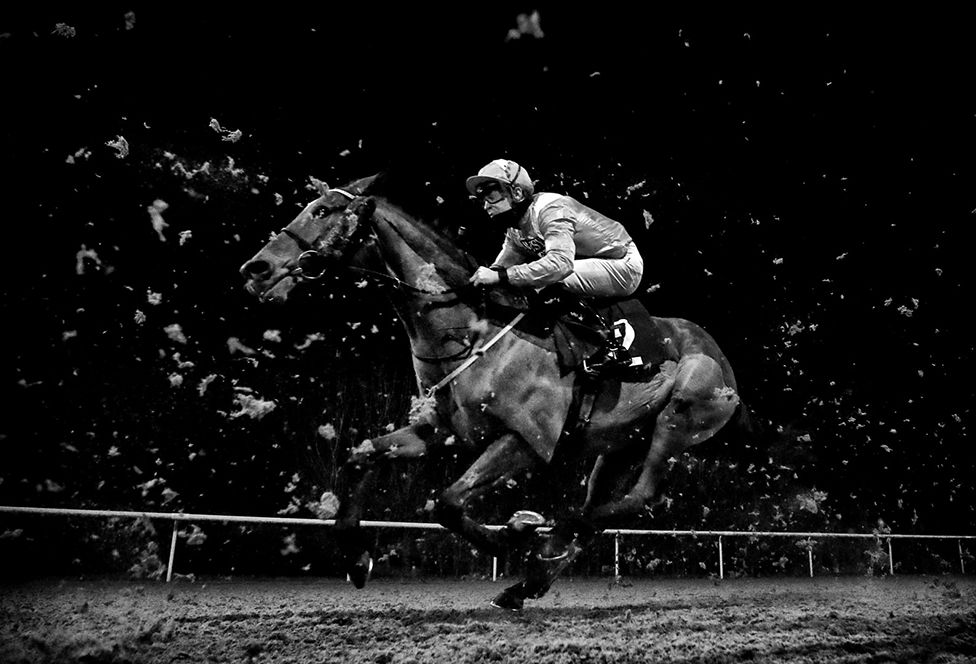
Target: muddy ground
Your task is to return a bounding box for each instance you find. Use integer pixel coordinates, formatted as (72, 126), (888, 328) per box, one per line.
(1, 575), (974, 663)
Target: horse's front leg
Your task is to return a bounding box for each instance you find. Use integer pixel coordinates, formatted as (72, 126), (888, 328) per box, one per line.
(433, 432), (539, 556)
(333, 422), (435, 588)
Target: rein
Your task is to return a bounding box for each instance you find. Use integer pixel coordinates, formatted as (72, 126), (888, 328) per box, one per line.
(346, 265), (465, 297)
(423, 312), (526, 398)
(280, 186), (523, 377)
(281, 187), (465, 297)
(412, 337), (476, 364)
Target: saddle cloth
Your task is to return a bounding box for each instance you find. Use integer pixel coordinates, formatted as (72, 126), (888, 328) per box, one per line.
(518, 293), (672, 378)
(593, 298), (673, 375)
(482, 288), (679, 450)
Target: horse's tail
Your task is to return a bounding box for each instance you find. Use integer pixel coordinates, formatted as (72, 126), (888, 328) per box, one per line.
(698, 399), (770, 461)
(729, 400), (764, 444)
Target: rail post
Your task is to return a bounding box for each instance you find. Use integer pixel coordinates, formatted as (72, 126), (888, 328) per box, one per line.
(166, 520), (178, 583)
(888, 538), (894, 576)
(807, 544), (814, 578)
(718, 536), (724, 580)
(614, 533), (620, 579)
(960, 540), (966, 575)
(492, 556), (498, 582)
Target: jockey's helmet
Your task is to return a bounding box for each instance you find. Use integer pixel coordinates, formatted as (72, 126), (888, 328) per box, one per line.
(465, 159), (534, 197)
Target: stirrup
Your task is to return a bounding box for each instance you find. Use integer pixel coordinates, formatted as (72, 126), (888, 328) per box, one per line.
(582, 346), (633, 377)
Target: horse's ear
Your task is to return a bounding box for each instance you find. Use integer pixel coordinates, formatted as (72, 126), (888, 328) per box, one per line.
(347, 196), (376, 222)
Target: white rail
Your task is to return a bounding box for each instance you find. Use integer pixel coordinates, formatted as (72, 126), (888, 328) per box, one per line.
(2, 505), (973, 582)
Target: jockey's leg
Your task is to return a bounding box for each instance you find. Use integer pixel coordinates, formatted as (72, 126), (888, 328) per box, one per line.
(433, 432), (539, 557)
(560, 242), (643, 298)
(559, 247), (644, 375)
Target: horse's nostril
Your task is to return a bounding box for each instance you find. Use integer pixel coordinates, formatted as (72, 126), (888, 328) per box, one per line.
(241, 259), (270, 279)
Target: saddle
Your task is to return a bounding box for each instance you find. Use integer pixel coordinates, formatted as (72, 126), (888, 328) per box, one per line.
(482, 285), (670, 378)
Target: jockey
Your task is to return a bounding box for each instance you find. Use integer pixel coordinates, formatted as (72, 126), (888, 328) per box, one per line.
(466, 158), (645, 374)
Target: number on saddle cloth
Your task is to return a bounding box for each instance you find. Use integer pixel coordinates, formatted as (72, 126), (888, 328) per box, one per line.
(526, 287), (626, 372)
(493, 286), (650, 374)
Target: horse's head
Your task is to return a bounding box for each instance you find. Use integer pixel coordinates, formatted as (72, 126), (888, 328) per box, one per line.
(240, 187), (377, 302)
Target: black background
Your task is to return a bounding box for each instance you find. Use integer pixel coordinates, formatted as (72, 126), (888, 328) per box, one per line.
(1, 6), (974, 571)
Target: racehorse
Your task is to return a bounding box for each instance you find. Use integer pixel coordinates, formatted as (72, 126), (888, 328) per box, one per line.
(240, 173), (750, 610)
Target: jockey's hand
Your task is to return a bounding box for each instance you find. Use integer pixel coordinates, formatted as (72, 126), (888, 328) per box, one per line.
(469, 266), (501, 287)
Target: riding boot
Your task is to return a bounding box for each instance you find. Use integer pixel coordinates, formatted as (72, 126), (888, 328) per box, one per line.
(554, 294), (606, 341)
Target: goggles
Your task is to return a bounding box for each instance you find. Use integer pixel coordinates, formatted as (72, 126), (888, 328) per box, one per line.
(471, 182), (507, 205)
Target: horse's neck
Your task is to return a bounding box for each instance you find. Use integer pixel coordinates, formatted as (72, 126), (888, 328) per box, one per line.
(371, 204), (476, 356)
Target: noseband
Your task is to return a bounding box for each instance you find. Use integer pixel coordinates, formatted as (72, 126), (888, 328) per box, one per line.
(279, 188), (357, 282)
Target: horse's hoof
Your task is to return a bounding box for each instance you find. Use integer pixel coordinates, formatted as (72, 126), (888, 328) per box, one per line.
(489, 590), (524, 612)
(347, 554), (373, 589)
(506, 510), (546, 533)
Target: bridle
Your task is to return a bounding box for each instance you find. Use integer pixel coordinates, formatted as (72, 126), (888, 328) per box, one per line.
(278, 188), (468, 298)
(271, 186), (526, 385)
(278, 187), (356, 283)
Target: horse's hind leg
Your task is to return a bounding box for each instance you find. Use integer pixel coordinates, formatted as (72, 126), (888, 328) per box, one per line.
(585, 354), (739, 526)
(498, 394), (729, 605)
(492, 452), (642, 609)
(535, 452), (638, 559)
(493, 359), (738, 609)
(434, 432), (539, 556)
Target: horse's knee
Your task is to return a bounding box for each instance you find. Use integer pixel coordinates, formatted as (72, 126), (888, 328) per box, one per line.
(433, 488), (464, 529)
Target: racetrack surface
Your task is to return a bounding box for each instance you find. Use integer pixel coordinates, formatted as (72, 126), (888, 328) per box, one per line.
(1, 576), (974, 663)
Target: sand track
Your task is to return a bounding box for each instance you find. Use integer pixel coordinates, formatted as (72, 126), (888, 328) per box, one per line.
(2, 576), (974, 663)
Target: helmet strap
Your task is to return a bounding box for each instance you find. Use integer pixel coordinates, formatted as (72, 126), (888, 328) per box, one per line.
(494, 196), (531, 228)
(511, 195), (531, 216)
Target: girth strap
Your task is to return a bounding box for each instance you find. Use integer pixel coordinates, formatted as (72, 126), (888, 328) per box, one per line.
(560, 378), (600, 442)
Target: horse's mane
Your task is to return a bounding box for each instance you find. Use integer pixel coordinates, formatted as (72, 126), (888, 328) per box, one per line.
(339, 170), (533, 311)
(353, 171), (478, 275)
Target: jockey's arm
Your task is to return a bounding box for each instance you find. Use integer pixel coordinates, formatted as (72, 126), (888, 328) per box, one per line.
(505, 217), (575, 288)
(489, 235), (527, 270)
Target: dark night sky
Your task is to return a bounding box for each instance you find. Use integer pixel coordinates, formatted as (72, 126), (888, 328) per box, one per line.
(1, 7), (974, 540)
